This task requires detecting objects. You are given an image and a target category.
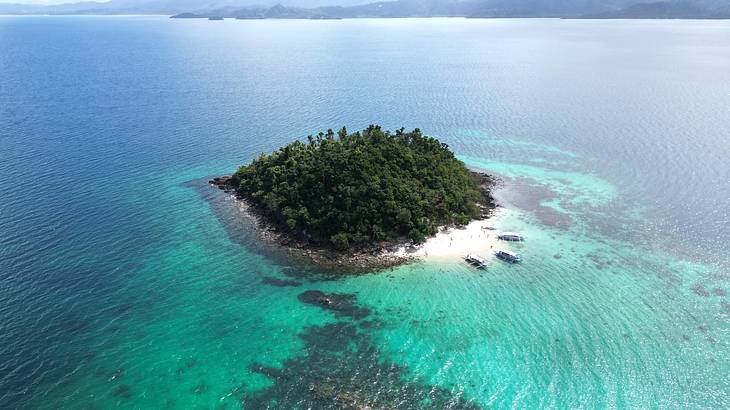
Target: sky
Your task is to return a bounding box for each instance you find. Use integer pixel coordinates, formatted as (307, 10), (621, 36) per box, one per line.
(0, 0), (85, 4)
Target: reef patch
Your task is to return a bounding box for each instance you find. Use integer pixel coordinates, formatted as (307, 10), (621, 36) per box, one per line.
(297, 290), (371, 320)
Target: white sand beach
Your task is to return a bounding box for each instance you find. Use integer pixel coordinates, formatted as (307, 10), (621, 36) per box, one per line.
(391, 211), (504, 262)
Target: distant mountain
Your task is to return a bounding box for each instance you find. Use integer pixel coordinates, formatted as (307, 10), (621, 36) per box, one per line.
(0, 0), (372, 15)
(468, 0), (632, 17)
(174, 0), (621, 19)
(170, 0), (730, 19)
(2, 0), (728, 18)
(582, 1), (730, 18)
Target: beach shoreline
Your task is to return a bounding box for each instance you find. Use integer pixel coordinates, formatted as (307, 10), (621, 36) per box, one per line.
(389, 214), (503, 263)
(209, 174), (500, 273)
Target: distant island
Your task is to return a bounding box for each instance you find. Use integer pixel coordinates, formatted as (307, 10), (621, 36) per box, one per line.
(211, 125), (496, 271)
(170, 1), (730, 20)
(2, 0), (728, 19)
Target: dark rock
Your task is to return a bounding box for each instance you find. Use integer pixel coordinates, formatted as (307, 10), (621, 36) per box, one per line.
(241, 321), (479, 409)
(357, 319), (381, 329)
(297, 290), (370, 319)
(250, 364), (284, 380)
(691, 284), (710, 297)
(209, 176), (235, 191)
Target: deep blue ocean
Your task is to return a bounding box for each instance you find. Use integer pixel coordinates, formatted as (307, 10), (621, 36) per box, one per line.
(1, 16), (729, 408)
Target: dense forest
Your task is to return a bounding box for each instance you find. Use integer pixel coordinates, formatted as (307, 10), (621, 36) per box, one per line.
(230, 125), (491, 250)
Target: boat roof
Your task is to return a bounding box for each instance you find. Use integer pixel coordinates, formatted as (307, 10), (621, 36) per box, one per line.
(466, 254), (486, 262)
(500, 232), (522, 236)
(497, 249), (519, 257)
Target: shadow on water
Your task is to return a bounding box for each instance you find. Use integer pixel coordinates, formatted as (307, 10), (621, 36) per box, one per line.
(243, 290), (480, 409)
(186, 178), (352, 282)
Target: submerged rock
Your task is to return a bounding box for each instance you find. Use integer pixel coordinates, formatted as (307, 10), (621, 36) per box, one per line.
(691, 284), (710, 297)
(297, 290), (370, 319)
(209, 176), (234, 190)
(243, 320), (479, 409)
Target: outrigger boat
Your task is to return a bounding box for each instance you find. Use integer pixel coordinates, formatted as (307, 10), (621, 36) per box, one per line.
(498, 232), (524, 241)
(495, 249), (521, 263)
(464, 254), (488, 269)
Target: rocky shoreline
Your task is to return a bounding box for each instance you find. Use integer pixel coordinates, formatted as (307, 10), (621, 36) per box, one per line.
(209, 171), (497, 274)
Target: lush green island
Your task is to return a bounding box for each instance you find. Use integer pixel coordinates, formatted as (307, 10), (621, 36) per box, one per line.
(212, 125), (495, 270)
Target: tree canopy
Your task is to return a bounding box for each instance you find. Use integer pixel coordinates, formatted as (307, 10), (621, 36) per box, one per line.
(231, 125), (487, 250)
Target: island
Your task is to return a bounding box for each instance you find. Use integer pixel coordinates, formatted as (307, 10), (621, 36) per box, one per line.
(211, 125), (498, 272)
(168, 2), (730, 21)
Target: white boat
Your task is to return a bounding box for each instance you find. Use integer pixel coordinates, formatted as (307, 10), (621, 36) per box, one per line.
(498, 232), (524, 241)
(464, 254), (487, 269)
(495, 249), (521, 263)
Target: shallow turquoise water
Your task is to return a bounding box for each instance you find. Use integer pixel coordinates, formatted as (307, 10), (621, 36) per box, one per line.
(1, 16), (728, 408)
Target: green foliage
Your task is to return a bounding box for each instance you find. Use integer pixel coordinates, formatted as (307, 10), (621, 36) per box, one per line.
(233, 125), (483, 248)
(330, 233), (350, 251)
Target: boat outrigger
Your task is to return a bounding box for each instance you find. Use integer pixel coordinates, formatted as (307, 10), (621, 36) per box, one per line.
(498, 232), (524, 241)
(495, 249), (521, 263)
(464, 254), (488, 269)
